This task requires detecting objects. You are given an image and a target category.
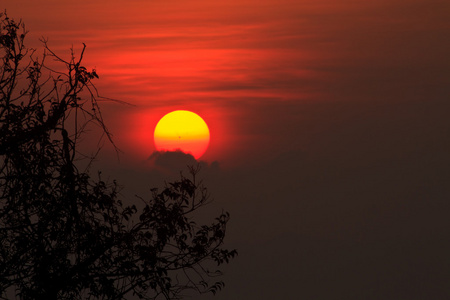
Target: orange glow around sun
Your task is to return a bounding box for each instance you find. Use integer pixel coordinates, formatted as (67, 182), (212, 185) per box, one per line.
(154, 110), (210, 159)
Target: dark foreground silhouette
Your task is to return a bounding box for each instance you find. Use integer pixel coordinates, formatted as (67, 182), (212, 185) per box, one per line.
(0, 12), (236, 299)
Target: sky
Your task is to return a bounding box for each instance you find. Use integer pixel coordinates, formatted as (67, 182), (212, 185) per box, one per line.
(4, 0), (450, 299)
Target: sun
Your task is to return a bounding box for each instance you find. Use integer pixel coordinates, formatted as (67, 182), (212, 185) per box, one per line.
(154, 110), (210, 159)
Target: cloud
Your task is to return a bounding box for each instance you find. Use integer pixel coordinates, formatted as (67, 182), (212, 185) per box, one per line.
(146, 150), (220, 176)
(149, 150), (197, 167)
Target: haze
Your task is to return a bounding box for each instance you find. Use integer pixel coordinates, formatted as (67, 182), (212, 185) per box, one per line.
(4, 0), (450, 298)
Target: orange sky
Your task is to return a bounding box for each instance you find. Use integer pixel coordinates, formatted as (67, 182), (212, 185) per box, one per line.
(5, 0), (450, 166)
(8, 0), (449, 165)
(3, 1), (450, 298)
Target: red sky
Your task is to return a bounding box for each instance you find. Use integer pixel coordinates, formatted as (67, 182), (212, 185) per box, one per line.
(9, 0), (449, 166)
(4, 0), (450, 299)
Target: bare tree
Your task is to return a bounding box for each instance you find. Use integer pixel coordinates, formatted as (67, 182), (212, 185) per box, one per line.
(0, 12), (236, 300)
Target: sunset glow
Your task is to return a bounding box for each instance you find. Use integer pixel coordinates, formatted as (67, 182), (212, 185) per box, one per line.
(153, 110), (210, 159)
(4, 0), (450, 297)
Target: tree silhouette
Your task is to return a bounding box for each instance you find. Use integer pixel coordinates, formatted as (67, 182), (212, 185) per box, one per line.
(0, 12), (236, 300)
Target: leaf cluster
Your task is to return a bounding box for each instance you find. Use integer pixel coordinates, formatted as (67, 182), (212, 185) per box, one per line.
(0, 12), (236, 300)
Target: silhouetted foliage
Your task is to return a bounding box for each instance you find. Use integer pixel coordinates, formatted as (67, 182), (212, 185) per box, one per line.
(0, 12), (236, 300)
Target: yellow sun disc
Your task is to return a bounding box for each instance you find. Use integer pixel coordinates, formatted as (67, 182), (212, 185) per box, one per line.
(153, 110), (210, 159)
